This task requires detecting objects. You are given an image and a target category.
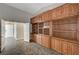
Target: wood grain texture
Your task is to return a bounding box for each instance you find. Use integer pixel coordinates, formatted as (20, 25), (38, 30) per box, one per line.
(41, 35), (50, 48)
(31, 4), (79, 55)
(51, 37), (79, 55)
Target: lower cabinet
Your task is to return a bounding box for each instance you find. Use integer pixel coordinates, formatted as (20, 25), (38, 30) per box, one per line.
(32, 34), (50, 48)
(32, 34), (37, 42)
(61, 41), (68, 54)
(32, 34), (79, 55)
(51, 37), (79, 55)
(71, 43), (79, 55)
(32, 34), (41, 44)
(62, 41), (79, 55)
(41, 35), (50, 48)
(51, 38), (55, 49)
(36, 34), (41, 45)
(51, 37), (62, 53)
(54, 39), (62, 53)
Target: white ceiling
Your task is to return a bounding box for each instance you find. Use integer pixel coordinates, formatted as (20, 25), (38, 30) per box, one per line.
(5, 3), (64, 17)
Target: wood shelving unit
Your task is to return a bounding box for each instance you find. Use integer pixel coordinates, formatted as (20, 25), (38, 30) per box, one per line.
(43, 22), (50, 35)
(52, 16), (77, 41)
(38, 23), (43, 34)
(31, 3), (79, 54)
(32, 23), (38, 34)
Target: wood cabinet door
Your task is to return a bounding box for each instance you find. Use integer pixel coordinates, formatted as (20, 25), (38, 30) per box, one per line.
(61, 41), (68, 54)
(48, 11), (51, 21)
(69, 4), (79, 16)
(45, 11), (51, 21)
(41, 35), (50, 48)
(36, 34), (41, 45)
(36, 17), (39, 23)
(41, 13), (46, 22)
(33, 17), (36, 23)
(67, 42), (73, 55)
(72, 43), (79, 55)
(61, 40), (79, 55)
(51, 9), (57, 20)
(51, 38), (55, 50)
(62, 4), (70, 18)
(31, 34), (35, 42)
(33, 34), (37, 42)
(44, 13), (47, 21)
(56, 7), (62, 19)
(54, 39), (62, 53)
(38, 34), (42, 45)
(62, 4), (79, 18)
(77, 16), (79, 41)
(31, 18), (35, 23)
(41, 11), (51, 22)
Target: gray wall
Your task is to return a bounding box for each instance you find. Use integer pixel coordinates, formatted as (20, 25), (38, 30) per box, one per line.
(0, 3), (31, 23)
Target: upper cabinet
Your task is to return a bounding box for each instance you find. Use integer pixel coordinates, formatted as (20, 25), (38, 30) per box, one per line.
(51, 4), (79, 20)
(41, 11), (51, 22)
(31, 15), (42, 23)
(51, 7), (62, 20)
(31, 10), (51, 23)
(31, 3), (79, 23)
(62, 4), (79, 18)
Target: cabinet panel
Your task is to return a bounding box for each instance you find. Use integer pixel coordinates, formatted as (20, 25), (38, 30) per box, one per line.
(51, 37), (79, 55)
(54, 39), (62, 53)
(51, 37), (62, 53)
(61, 40), (73, 55)
(61, 41), (68, 54)
(41, 11), (51, 22)
(67, 42), (73, 54)
(77, 16), (79, 41)
(51, 4), (79, 20)
(61, 40), (74, 55)
(69, 4), (79, 16)
(77, 31), (79, 41)
(63, 4), (70, 17)
(31, 34), (36, 42)
(33, 34), (37, 42)
(56, 7), (62, 19)
(72, 43), (79, 55)
(41, 13), (45, 22)
(51, 9), (57, 20)
(36, 34), (41, 45)
(51, 38), (55, 50)
(41, 35), (50, 48)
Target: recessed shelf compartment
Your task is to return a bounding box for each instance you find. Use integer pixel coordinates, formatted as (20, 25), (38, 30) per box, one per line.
(52, 16), (77, 41)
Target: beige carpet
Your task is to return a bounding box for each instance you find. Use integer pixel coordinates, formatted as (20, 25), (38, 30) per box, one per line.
(0, 39), (61, 55)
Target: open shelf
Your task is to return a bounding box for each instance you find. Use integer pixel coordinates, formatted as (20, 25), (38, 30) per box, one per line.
(52, 16), (77, 41)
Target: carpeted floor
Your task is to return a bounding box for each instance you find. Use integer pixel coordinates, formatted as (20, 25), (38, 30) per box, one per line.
(23, 42), (62, 55)
(0, 39), (61, 55)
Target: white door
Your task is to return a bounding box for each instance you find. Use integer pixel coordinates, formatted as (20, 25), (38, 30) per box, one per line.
(5, 22), (17, 51)
(24, 23), (30, 42)
(5, 23), (14, 38)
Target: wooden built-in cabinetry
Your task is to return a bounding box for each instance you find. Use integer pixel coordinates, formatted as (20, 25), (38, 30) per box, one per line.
(51, 4), (79, 20)
(31, 21), (51, 48)
(51, 37), (79, 54)
(31, 3), (79, 54)
(41, 35), (50, 48)
(52, 16), (77, 41)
